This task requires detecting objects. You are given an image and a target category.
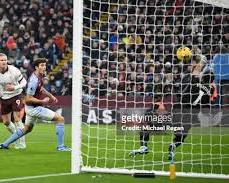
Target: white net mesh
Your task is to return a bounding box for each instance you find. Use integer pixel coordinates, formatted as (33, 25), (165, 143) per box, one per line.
(81, 0), (229, 177)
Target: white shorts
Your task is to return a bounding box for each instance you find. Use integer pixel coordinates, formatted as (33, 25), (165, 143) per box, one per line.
(25, 106), (56, 125)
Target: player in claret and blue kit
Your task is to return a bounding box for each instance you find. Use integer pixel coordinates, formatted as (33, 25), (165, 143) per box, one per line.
(0, 58), (71, 151)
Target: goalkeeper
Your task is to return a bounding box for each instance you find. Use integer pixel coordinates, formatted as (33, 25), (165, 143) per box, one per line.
(130, 48), (217, 157)
(168, 49), (217, 161)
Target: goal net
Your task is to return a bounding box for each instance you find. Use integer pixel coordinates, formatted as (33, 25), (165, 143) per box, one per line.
(73, 0), (229, 178)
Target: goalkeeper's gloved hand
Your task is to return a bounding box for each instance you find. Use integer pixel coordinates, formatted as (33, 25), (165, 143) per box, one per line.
(193, 84), (211, 106)
(193, 90), (204, 106)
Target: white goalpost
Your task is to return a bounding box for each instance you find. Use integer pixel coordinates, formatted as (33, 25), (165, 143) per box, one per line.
(72, 0), (229, 179)
(72, 0), (83, 174)
(195, 0), (229, 9)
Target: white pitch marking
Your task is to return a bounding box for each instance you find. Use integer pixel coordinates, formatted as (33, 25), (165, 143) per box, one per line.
(0, 173), (73, 182)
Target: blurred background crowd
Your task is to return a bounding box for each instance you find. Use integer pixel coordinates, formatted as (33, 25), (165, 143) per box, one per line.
(0, 0), (73, 95)
(1, 0), (228, 97)
(83, 0), (229, 99)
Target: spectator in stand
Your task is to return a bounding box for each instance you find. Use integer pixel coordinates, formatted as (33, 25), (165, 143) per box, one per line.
(53, 31), (66, 53)
(0, 0), (73, 96)
(43, 77), (51, 92)
(82, 0), (228, 97)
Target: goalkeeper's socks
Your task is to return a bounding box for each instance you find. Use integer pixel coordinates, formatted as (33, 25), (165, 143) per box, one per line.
(56, 124), (64, 148)
(3, 128), (24, 147)
(140, 141), (148, 147)
(168, 143), (176, 161)
(169, 143), (176, 152)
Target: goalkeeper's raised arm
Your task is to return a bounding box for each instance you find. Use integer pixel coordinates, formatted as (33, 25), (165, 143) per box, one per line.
(178, 47), (215, 107)
(191, 51), (215, 106)
(169, 47), (217, 161)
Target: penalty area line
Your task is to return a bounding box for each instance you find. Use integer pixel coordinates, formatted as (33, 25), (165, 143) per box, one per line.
(0, 173), (73, 182)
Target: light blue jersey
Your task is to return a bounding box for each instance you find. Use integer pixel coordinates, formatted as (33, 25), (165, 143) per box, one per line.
(26, 73), (43, 100)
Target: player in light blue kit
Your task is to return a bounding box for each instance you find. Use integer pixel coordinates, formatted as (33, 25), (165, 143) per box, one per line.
(0, 58), (71, 151)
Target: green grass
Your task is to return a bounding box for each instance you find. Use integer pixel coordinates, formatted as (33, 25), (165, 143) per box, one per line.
(0, 123), (71, 179)
(82, 124), (229, 175)
(6, 173), (229, 183)
(0, 123), (228, 183)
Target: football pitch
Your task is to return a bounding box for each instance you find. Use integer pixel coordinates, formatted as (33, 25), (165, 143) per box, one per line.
(0, 123), (228, 183)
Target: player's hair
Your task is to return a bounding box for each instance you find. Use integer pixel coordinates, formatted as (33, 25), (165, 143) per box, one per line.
(0, 53), (7, 58)
(33, 58), (48, 68)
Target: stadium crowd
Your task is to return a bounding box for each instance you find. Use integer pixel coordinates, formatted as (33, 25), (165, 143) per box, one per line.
(83, 0), (229, 98)
(0, 0), (72, 95)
